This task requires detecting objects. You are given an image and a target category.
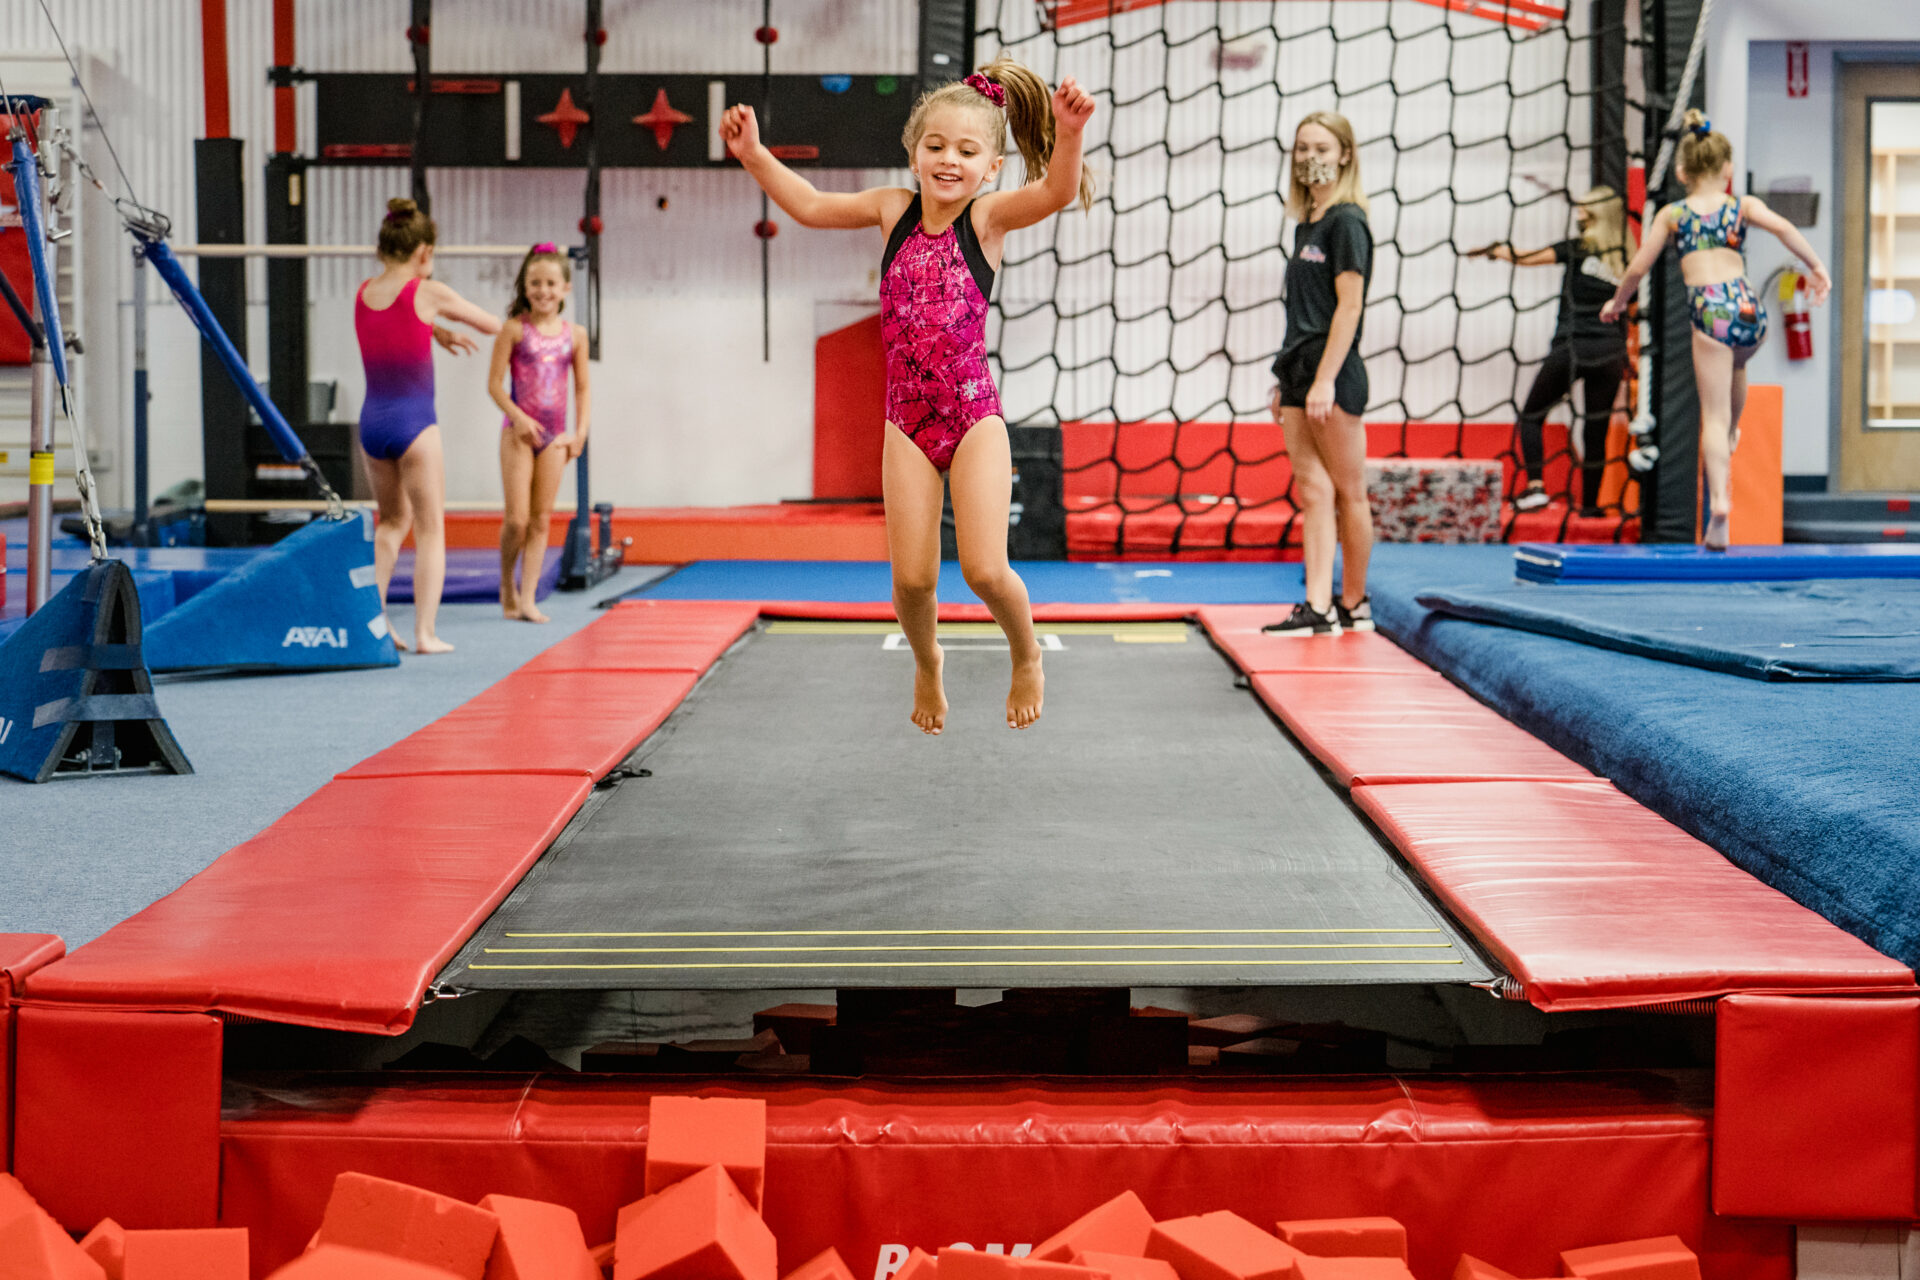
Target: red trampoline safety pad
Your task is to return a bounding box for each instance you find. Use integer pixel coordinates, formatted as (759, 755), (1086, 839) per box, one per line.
(25, 774), (591, 1032)
(522, 600), (760, 673)
(1353, 781), (1917, 1010)
(219, 1073), (1790, 1280)
(1250, 672), (1594, 786)
(1196, 608), (1434, 675)
(1, 935), (64, 1173)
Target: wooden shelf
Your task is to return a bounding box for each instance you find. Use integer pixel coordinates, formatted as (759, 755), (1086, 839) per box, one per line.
(1870, 148), (1920, 429)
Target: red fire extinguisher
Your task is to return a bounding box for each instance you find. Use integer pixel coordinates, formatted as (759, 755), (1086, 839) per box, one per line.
(1782, 271), (1814, 361)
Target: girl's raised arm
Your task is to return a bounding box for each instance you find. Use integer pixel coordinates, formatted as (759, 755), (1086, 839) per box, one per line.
(983, 76), (1096, 235)
(721, 105), (907, 230)
(1600, 210), (1672, 322)
(1469, 243), (1559, 267)
(423, 280), (503, 335)
(1742, 196), (1833, 303)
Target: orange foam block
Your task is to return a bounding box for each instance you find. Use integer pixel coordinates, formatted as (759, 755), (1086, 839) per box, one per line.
(478, 1195), (598, 1280)
(0, 1209), (107, 1280)
(0, 1174), (51, 1232)
(894, 1251), (939, 1280)
(123, 1229), (248, 1279)
(646, 1096), (768, 1209)
(1558, 1239), (1699, 1280)
(614, 1164), (776, 1280)
(313, 1172), (500, 1280)
(1275, 1221), (1407, 1263)
(1075, 1255), (1179, 1280)
(1293, 1261), (1413, 1280)
(1147, 1213), (1304, 1280)
(78, 1220), (125, 1280)
(1031, 1192), (1157, 1263)
(939, 1253), (1107, 1280)
(268, 1246), (464, 1279)
(784, 1251), (856, 1280)
(1452, 1260), (1519, 1280)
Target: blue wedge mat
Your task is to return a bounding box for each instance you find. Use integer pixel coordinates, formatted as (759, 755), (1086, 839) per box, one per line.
(1368, 543), (1920, 969)
(1417, 579), (1920, 681)
(619, 559), (1305, 605)
(1516, 541), (1920, 583)
(143, 512), (399, 672)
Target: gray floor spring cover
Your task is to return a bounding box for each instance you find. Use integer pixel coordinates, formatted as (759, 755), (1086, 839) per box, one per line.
(443, 622), (1493, 990)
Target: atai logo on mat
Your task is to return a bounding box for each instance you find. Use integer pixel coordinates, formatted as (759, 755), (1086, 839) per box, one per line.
(875, 1245), (1034, 1280)
(282, 625), (351, 648)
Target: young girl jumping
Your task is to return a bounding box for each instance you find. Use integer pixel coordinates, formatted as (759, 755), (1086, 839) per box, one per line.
(720, 61), (1094, 734)
(487, 243), (590, 622)
(355, 197), (501, 652)
(1602, 111), (1830, 549)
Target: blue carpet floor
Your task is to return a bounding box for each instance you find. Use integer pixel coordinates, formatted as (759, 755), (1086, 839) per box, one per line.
(1367, 545), (1920, 969)
(622, 559), (1306, 605)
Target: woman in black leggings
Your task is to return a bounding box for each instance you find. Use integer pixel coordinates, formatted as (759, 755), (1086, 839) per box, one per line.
(1473, 188), (1632, 515)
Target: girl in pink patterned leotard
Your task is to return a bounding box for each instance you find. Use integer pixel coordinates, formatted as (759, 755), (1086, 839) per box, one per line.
(724, 63), (1094, 735)
(487, 244), (591, 622)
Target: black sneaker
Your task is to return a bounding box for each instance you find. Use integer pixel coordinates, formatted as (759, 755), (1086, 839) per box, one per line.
(1513, 484), (1550, 512)
(1336, 596), (1375, 632)
(1262, 602), (1341, 637)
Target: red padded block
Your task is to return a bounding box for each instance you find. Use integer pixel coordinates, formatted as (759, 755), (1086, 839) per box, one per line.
(1559, 1238), (1698, 1280)
(783, 1249), (856, 1280)
(0, 1209), (107, 1279)
(1353, 781), (1918, 1010)
(1450, 1259), (1518, 1280)
(1031, 1192), (1157, 1263)
(78, 1220), (124, 1280)
(1291, 1262), (1411, 1280)
(1147, 1213), (1303, 1280)
(645, 1096), (767, 1208)
(122, 1229), (247, 1279)
(11, 1009), (219, 1232)
(1197, 609), (1432, 676)
(268, 1247), (463, 1279)
(1250, 673), (1592, 787)
(1274, 1221), (1406, 1262)
(343, 670), (698, 780)
(1076, 1255), (1178, 1280)
(26, 774), (591, 1033)
(314, 1172), (499, 1280)
(521, 603), (760, 675)
(893, 1252), (938, 1280)
(1, 935), (64, 1175)
(613, 1165), (776, 1280)
(477, 1195), (598, 1280)
(941, 1255), (1108, 1280)
(1712, 994), (1920, 1221)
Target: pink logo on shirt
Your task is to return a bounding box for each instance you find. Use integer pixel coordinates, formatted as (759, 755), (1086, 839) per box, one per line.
(1299, 245), (1327, 263)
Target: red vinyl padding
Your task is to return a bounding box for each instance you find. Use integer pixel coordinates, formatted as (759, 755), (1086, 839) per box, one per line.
(12, 1007), (221, 1231)
(341, 670), (699, 780)
(219, 1074), (1788, 1280)
(1251, 673), (1594, 786)
(753, 602), (1196, 622)
(1, 935), (64, 1173)
(1353, 781), (1917, 1010)
(1713, 994), (1920, 1221)
(25, 774), (592, 1032)
(521, 601), (760, 674)
(1195, 608), (1434, 676)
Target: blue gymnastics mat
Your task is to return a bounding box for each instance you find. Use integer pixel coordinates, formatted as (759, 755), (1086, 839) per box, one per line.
(618, 559), (1306, 605)
(1515, 542), (1920, 583)
(1417, 578), (1920, 681)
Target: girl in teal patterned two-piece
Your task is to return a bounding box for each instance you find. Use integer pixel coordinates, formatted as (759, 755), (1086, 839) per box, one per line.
(1604, 110), (1830, 549)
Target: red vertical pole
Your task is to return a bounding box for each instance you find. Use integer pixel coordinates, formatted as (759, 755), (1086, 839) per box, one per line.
(273, 0), (297, 153)
(200, 0), (231, 139)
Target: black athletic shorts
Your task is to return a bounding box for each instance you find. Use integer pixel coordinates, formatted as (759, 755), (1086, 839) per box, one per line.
(1274, 341), (1368, 418)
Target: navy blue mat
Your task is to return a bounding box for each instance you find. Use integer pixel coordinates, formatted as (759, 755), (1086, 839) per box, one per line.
(620, 559), (1305, 605)
(1369, 544), (1920, 970)
(1417, 579), (1920, 681)
(1516, 541), (1920, 583)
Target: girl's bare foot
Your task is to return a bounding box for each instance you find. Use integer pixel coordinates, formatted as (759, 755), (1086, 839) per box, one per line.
(1704, 511), (1730, 551)
(517, 603), (551, 624)
(415, 633), (456, 655)
(911, 645), (948, 735)
(501, 596), (520, 620)
(387, 617), (410, 652)
(1007, 651), (1044, 729)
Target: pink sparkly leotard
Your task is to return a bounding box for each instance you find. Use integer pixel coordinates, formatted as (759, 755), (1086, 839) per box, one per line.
(878, 193), (1001, 471)
(502, 318), (575, 454)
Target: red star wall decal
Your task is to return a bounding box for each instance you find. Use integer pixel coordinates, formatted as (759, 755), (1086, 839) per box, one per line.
(633, 88), (694, 151)
(537, 88), (590, 150)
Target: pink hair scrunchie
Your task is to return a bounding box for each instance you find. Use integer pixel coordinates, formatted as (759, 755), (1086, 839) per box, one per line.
(964, 73), (1006, 108)
(532, 242), (558, 254)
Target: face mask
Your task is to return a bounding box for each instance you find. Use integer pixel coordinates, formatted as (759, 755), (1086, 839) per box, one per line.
(1294, 155), (1340, 188)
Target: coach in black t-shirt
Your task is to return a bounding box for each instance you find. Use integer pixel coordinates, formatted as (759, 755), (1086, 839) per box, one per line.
(1472, 188), (1633, 516)
(1265, 112), (1375, 639)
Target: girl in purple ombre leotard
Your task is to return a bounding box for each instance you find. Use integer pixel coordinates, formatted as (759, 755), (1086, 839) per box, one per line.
(723, 62), (1095, 736)
(488, 243), (591, 623)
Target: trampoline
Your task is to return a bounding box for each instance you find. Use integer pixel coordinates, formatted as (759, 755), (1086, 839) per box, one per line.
(439, 618), (1493, 992)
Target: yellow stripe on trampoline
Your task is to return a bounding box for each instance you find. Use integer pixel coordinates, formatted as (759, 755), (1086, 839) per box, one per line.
(483, 942), (1459, 955)
(468, 957), (1468, 971)
(503, 927), (1446, 939)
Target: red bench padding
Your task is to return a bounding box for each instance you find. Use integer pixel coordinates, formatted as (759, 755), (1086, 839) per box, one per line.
(521, 602), (760, 674)
(1251, 673), (1594, 786)
(1, 935), (63, 1173)
(26, 774), (591, 1032)
(1195, 609), (1433, 676)
(217, 1074), (1789, 1280)
(1712, 994), (1920, 1221)
(13, 1007), (221, 1231)
(1352, 781), (1917, 1010)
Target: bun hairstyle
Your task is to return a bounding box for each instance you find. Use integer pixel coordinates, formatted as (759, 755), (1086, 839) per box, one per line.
(1676, 109), (1732, 182)
(902, 56), (1096, 211)
(509, 242), (572, 318)
(376, 197), (436, 263)
(1286, 111), (1369, 221)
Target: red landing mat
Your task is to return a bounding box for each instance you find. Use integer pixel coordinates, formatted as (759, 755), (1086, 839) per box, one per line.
(219, 1073), (1790, 1280)
(1195, 607), (1435, 675)
(1, 934), (64, 1173)
(1353, 781), (1917, 1011)
(520, 601), (761, 674)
